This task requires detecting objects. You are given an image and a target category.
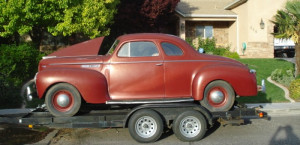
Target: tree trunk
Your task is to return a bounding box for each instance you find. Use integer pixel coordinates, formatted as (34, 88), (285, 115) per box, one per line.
(295, 40), (300, 76)
(29, 26), (44, 50)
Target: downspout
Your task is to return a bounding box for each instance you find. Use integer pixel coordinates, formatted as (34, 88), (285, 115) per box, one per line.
(237, 15), (240, 55)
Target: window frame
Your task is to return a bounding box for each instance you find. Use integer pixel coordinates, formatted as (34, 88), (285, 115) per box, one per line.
(195, 25), (214, 39)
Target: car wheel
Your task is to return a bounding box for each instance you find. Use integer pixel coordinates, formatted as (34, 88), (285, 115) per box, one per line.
(200, 80), (235, 112)
(45, 83), (81, 117)
(172, 110), (207, 142)
(128, 109), (163, 143)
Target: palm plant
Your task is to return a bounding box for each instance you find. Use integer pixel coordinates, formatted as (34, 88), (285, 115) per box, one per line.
(273, 0), (300, 76)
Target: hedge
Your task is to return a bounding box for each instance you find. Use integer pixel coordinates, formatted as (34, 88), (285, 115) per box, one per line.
(289, 79), (300, 102)
(0, 44), (44, 109)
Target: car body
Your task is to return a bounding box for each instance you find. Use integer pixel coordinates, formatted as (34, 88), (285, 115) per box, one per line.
(29, 33), (258, 117)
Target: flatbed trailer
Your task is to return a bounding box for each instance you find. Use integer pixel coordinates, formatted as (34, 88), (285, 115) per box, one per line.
(0, 103), (268, 143)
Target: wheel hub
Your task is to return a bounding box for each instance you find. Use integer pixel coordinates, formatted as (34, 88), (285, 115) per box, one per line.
(136, 116), (157, 138)
(179, 116), (201, 138)
(209, 90), (224, 104)
(56, 94), (70, 107)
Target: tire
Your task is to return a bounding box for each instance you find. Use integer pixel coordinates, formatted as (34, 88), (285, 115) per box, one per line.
(172, 110), (207, 142)
(45, 83), (81, 117)
(200, 80), (235, 112)
(128, 109), (163, 143)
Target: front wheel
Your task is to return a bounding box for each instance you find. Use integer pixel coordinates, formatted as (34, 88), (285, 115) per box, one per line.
(172, 110), (207, 142)
(200, 80), (235, 112)
(128, 109), (163, 143)
(45, 83), (81, 117)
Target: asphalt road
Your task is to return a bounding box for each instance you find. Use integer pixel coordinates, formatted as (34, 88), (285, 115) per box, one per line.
(48, 115), (300, 145)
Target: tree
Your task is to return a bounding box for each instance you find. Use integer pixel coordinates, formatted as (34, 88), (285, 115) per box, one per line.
(102, 0), (179, 53)
(110, 0), (179, 35)
(273, 0), (300, 76)
(0, 0), (119, 48)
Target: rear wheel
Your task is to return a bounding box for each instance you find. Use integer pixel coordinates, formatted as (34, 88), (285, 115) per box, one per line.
(172, 110), (207, 142)
(200, 80), (235, 112)
(45, 83), (81, 117)
(128, 109), (163, 143)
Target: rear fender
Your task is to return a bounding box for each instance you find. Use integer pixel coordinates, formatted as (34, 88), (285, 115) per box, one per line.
(192, 64), (257, 100)
(36, 68), (109, 103)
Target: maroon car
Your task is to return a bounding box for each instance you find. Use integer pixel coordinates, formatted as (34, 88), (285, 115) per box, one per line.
(26, 33), (257, 117)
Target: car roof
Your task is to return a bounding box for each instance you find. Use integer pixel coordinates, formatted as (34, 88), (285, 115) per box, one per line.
(117, 33), (184, 42)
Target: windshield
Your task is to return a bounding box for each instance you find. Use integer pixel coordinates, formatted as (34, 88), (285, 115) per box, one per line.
(106, 39), (119, 55)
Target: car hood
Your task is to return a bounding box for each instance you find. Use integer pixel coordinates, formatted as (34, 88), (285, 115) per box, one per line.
(48, 37), (104, 57)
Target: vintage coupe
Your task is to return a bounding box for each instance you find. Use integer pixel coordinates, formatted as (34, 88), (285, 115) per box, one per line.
(30, 33), (257, 117)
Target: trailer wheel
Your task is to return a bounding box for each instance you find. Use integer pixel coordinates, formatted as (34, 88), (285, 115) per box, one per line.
(172, 110), (207, 142)
(200, 80), (235, 112)
(45, 83), (81, 117)
(128, 109), (163, 143)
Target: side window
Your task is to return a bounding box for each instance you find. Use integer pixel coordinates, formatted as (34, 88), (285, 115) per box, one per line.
(161, 42), (183, 56)
(118, 41), (159, 57)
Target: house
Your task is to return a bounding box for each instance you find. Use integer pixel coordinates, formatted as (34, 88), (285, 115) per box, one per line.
(176, 0), (289, 58)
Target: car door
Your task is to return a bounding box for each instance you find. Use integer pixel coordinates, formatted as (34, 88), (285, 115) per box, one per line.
(109, 41), (165, 100)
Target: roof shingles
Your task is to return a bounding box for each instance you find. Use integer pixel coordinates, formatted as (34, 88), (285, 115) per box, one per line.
(176, 0), (238, 17)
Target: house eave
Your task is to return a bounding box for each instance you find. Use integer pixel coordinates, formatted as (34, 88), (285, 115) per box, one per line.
(224, 0), (247, 10)
(176, 10), (237, 18)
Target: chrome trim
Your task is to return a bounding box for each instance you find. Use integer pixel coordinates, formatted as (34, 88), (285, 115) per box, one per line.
(250, 69), (256, 74)
(50, 62), (103, 66)
(109, 59), (241, 65)
(106, 98), (194, 105)
(81, 64), (101, 68)
(42, 56), (56, 59)
(49, 59), (240, 66)
(21, 79), (37, 101)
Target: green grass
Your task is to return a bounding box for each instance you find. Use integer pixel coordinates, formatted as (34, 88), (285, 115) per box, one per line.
(236, 58), (295, 103)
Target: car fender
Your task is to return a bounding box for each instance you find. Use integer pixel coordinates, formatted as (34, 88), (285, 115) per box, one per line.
(36, 68), (109, 103)
(192, 64), (257, 100)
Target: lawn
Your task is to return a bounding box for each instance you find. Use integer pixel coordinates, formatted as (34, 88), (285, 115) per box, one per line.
(236, 58), (294, 103)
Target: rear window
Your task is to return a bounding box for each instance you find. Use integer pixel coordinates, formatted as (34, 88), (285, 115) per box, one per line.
(161, 42), (183, 56)
(118, 41), (159, 57)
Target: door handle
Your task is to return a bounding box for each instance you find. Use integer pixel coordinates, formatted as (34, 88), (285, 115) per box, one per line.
(155, 63), (163, 66)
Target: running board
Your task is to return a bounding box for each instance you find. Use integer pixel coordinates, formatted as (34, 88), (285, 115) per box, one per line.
(106, 98), (194, 105)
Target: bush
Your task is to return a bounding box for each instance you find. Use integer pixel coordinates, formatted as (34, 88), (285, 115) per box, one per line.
(289, 79), (300, 101)
(0, 44), (44, 109)
(271, 68), (295, 87)
(186, 37), (240, 59)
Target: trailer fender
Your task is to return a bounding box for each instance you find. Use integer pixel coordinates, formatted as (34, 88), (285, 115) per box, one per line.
(36, 68), (109, 103)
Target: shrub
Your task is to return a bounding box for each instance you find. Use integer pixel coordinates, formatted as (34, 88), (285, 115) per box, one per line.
(271, 68), (295, 87)
(193, 37), (240, 59)
(0, 44), (44, 109)
(289, 79), (300, 101)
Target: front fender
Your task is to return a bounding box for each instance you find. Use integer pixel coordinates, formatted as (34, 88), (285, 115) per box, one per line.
(192, 64), (257, 100)
(36, 68), (109, 103)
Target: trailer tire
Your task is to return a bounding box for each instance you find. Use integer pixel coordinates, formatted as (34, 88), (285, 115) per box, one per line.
(200, 80), (235, 112)
(172, 110), (207, 142)
(45, 83), (81, 117)
(128, 109), (163, 143)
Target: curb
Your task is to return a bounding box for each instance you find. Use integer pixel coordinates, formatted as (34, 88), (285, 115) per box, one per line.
(247, 103), (300, 116)
(26, 129), (59, 145)
(267, 77), (295, 103)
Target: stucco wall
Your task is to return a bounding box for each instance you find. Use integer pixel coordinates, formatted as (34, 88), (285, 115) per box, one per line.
(232, 0), (287, 58)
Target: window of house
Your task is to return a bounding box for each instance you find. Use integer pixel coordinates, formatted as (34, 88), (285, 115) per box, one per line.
(161, 42), (183, 56)
(118, 41), (159, 57)
(195, 26), (213, 38)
